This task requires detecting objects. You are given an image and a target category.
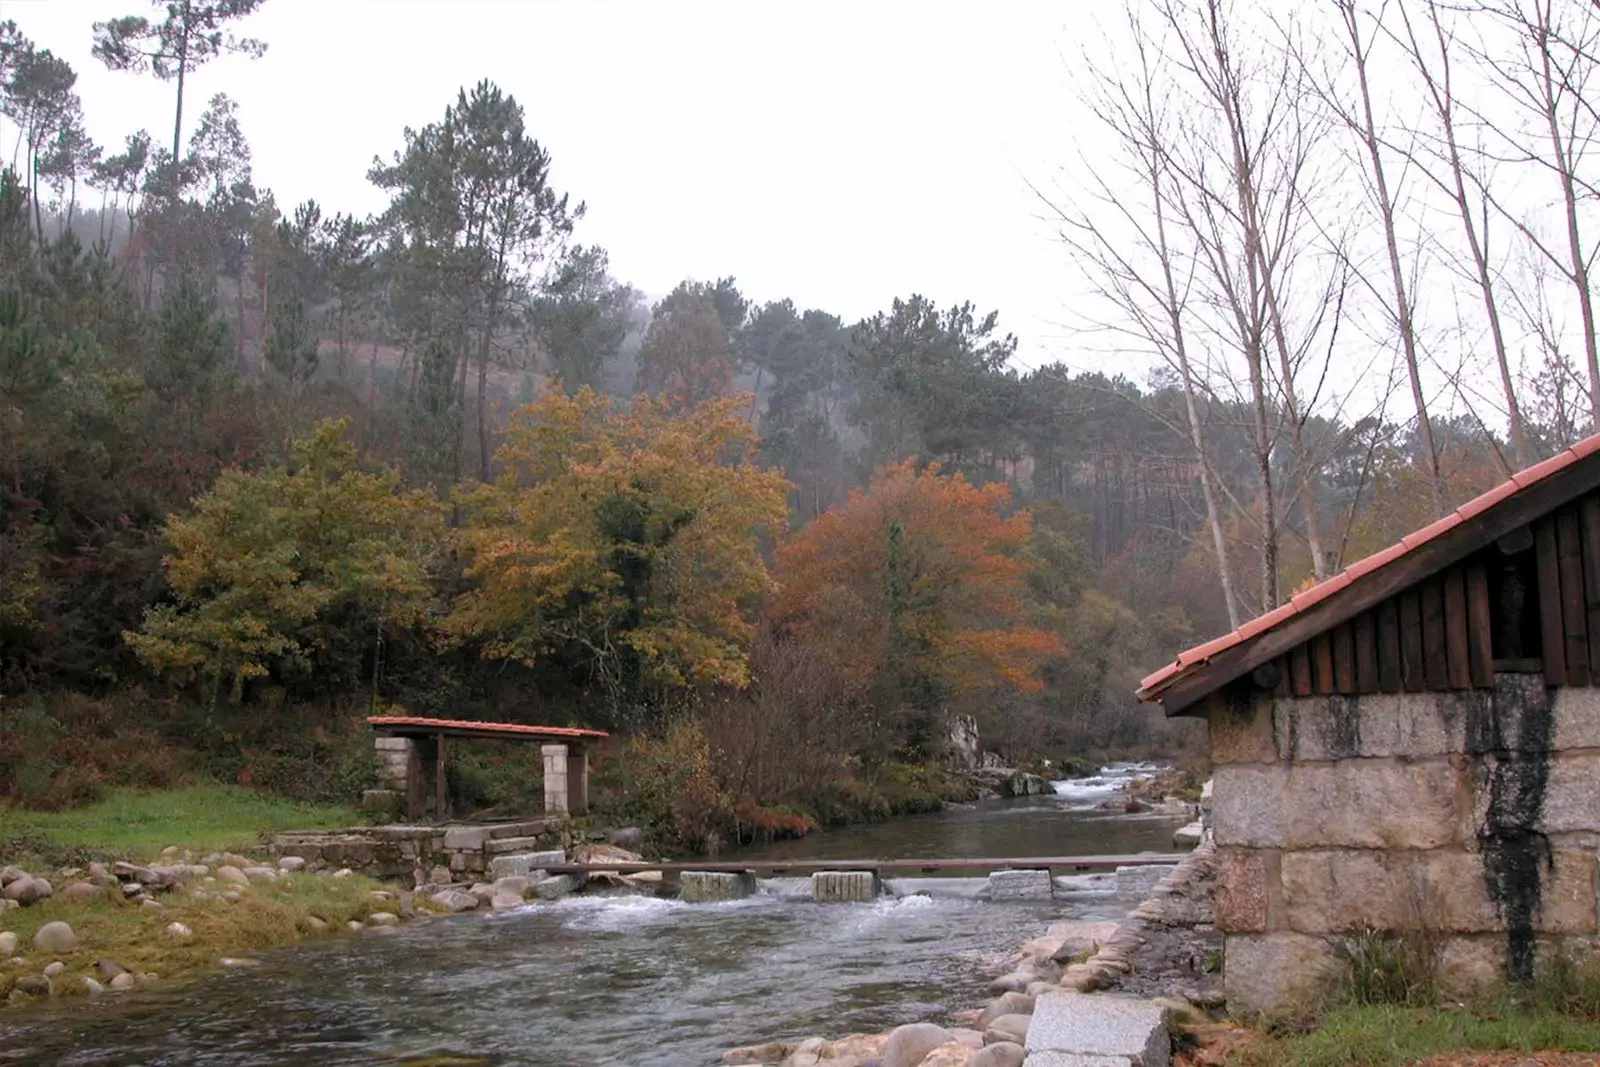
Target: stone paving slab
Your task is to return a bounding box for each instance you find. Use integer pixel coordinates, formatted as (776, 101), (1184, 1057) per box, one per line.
(1025, 1054), (1138, 1067)
(1026, 992), (1169, 1067)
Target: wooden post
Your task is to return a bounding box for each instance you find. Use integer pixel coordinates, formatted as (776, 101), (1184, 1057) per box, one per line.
(435, 732), (448, 822)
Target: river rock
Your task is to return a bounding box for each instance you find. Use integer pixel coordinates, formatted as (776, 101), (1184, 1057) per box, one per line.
(304, 916), (328, 932)
(983, 1014), (1031, 1046)
(220, 853), (251, 869)
(32, 921), (76, 952)
(95, 959), (126, 979)
(367, 912), (400, 926)
(0, 932), (16, 956)
(3, 876), (42, 905)
(12, 975), (48, 997)
(533, 875), (576, 901)
(277, 856), (307, 872)
(492, 875), (532, 899)
(0, 866), (26, 886)
(430, 889), (479, 913)
(109, 972), (138, 990)
(968, 1042), (1025, 1067)
(0, 898), (17, 912)
(608, 826), (645, 851)
(81, 976), (104, 995)
(779, 1037), (825, 1066)
(978, 992), (1035, 1029)
(722, 1041), (790, 1064)
(165, 922), (193, 940)
(881, 1023), (953, 1067)
(915, 1046), (971, 1067)
(42, 961), (64, 977)
(490, 893), (523, 911)
(215, 865), (249, 886)
(828, 1032), (892, 1061)
(988, 971), (1031, 994)
(61, 882), (105, 903)
(1043, 921), (1121, 965)
(242, 867), (278, 883)
(140, 898), (164, 910)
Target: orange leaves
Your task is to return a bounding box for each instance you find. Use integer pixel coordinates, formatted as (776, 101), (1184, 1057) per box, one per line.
(770, 460), (1063, 703)
(445, 384), (791, 691)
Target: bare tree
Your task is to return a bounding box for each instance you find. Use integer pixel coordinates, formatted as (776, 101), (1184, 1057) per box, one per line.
(1391, 0), (1529, 468)
(1044, 7), (1244, 627)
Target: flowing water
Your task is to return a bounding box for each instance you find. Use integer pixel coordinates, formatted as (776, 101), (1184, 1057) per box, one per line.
(0, 764), (1186, 1067)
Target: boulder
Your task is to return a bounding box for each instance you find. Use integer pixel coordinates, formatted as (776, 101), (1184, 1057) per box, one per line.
(915, 1046), (971, 1067)
(215, 865), (249, 886)
(967, 1042), (1025, 1067)
(1042, 921), (1121, 965)
(367, 912), (400, 926)
(241, 867), (278, 883)
(0, 866), (26, 886)
(778, 1037), (825, 1067)
(139, 898), (164, 911)
(109, 972), (138, 990)
(42, 961), (64, 977)
(983, 1014), (1031, 1046)
(61, 882), (106, 904)
(81, 976), (104, 995)
(430, 889), (479, 913)
(880, 1023), (953, 1067)
(490, 893), (524, 911)
(95, 959), (126, 979)
(2, 876), (42, 905)
(32, 921), (76, 953)
(978, 992), (1035, 1029)
(0, 931), (16, 955)
(988, 971), (1032, 994)
(346, 921), (365, 932)
(304, 916), (329, 932)
(277, 856), (307, 872)
(608, 826), (645, 851)
(721, 1041), (790, 1064)
(12, 975), (49, 997)
(492, 876), (532, 899)
(532, 875), (576, 901)
(1025, 992), (1171, 1066)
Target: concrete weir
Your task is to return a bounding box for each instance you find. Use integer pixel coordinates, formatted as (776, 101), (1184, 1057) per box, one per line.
(812, 870), (881, 902)
(988, 868), (1053, 901)
(679, 870), (758, 902)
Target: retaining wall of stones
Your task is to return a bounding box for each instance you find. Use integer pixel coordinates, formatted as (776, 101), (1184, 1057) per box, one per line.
(269, 819), (561, 880)
(1206, 674), (1600, 1015)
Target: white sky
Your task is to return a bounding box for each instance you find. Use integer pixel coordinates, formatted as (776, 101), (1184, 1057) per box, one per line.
(3, 0), (1097, 371)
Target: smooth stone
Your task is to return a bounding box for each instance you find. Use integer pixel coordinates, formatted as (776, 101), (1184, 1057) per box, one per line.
(241, 867), (277, 883)
(0, 898), (17, 911)
(532, 875), (576, 901)
(2, 877), (42, 905)
(95, 959), (126, 979)
(490, 893), (524, 911)
(61, 882), (104, 903)
(140, 898), (164, 910)
(42, 961), (65, 977)
(0, 931), (17, 955)
(32, 921), (76, 953)
(219, 890), (242, 903)
(0, 866), (26, 886)
(165, 922), (193, 940)
(979, 992), (1035, 1029)
(492, 876), (532, 899)
(219, 853), (251, 869)
(304, 916), (328, 932)
(968, 1043), (1026, 1067)
(12, 975), (49, 997)
(81, 976), (104, 995)
(989, 971), (1032, 994)
(215, 865), (249, 886)
(346, 920), (365, 932)
(367, 912), (400, 926)
(880, 1023), (953, 1067)
(430, 889), (479, 913)
(109, 972), (138, 991)
(984, 1014), (1032, 1046)
(721, 1041), (790, 1064)
(332, 868), (353, 878)
(277, 856), (307, 872)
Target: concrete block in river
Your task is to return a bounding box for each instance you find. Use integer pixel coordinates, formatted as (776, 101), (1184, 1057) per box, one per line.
(812, 870), (881, 902)
(988, 868), (1053, 901)
(679, 870), (758, 902)
(1025, 991), (1171, 1067)
(1115, 864), (1176, 904)
(487, 850), (565, 880)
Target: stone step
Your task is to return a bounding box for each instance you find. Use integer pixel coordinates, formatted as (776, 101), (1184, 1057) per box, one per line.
(1025, 992), (1171, 1067)
(489, 820), (551, 840)
(485, 836), (551, 855)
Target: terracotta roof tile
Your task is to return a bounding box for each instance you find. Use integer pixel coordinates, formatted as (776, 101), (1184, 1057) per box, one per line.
(1136, 430), (1600, 705)
(367, 716), (609, 740)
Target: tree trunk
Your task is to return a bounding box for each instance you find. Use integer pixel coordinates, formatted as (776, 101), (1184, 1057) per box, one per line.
(172, 12), (189, 160)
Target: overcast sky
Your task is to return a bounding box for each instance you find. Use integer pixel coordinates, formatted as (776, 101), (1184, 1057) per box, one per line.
(5, 0), (1101, 371)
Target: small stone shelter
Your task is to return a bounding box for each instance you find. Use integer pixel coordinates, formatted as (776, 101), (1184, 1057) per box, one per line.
(1138, 438), (1600, 1014)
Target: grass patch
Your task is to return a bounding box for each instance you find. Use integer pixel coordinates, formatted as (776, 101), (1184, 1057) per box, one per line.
(0, 873), (404, 1003)
(1232, 1003), (1600, 1066)
(1, 785), (363, 866)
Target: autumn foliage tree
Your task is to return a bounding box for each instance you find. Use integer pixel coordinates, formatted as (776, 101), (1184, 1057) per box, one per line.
(636, 280), (744, 406)
(445, 383), (790, 723)
(126, 419), (447, 703)
(770, 461), (1064, 755)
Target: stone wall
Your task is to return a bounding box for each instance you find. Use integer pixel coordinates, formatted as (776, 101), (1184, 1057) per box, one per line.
(269, 819), (562, 880)
(1206, 674), (1600, 1015)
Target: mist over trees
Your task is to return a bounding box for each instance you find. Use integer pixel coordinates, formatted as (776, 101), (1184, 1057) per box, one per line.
(2, 0), (1594, 834)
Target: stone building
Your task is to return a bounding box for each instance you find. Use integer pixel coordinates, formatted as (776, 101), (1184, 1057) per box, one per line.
(1137, 438), (1600, 1015)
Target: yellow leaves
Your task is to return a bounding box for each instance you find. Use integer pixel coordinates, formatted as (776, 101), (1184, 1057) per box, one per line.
(444, 383), (790, 691)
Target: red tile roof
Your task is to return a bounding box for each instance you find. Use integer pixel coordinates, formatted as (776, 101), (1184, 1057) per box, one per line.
(1136, 437), (1597, 704)
(367, 716), (610, 740)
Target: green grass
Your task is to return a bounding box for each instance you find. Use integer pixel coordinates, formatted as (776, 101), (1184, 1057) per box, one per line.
(1235, 1003), (1600, 1066)
(1, 785), (363, 865)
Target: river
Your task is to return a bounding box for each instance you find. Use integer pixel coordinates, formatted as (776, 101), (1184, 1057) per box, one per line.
(0, 764), (1188, 1067)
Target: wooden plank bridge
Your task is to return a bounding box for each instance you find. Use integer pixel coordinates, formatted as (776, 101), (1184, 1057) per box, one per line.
(538, 853), (1190, 876)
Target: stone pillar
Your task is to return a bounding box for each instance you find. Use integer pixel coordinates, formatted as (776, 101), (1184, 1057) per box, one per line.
(680, 871), (758, 902)
(373, 735), (413, 791)
(542, 744), (570, 815)
(812, 870), (881, 902)
(566, 745), (589, 815)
